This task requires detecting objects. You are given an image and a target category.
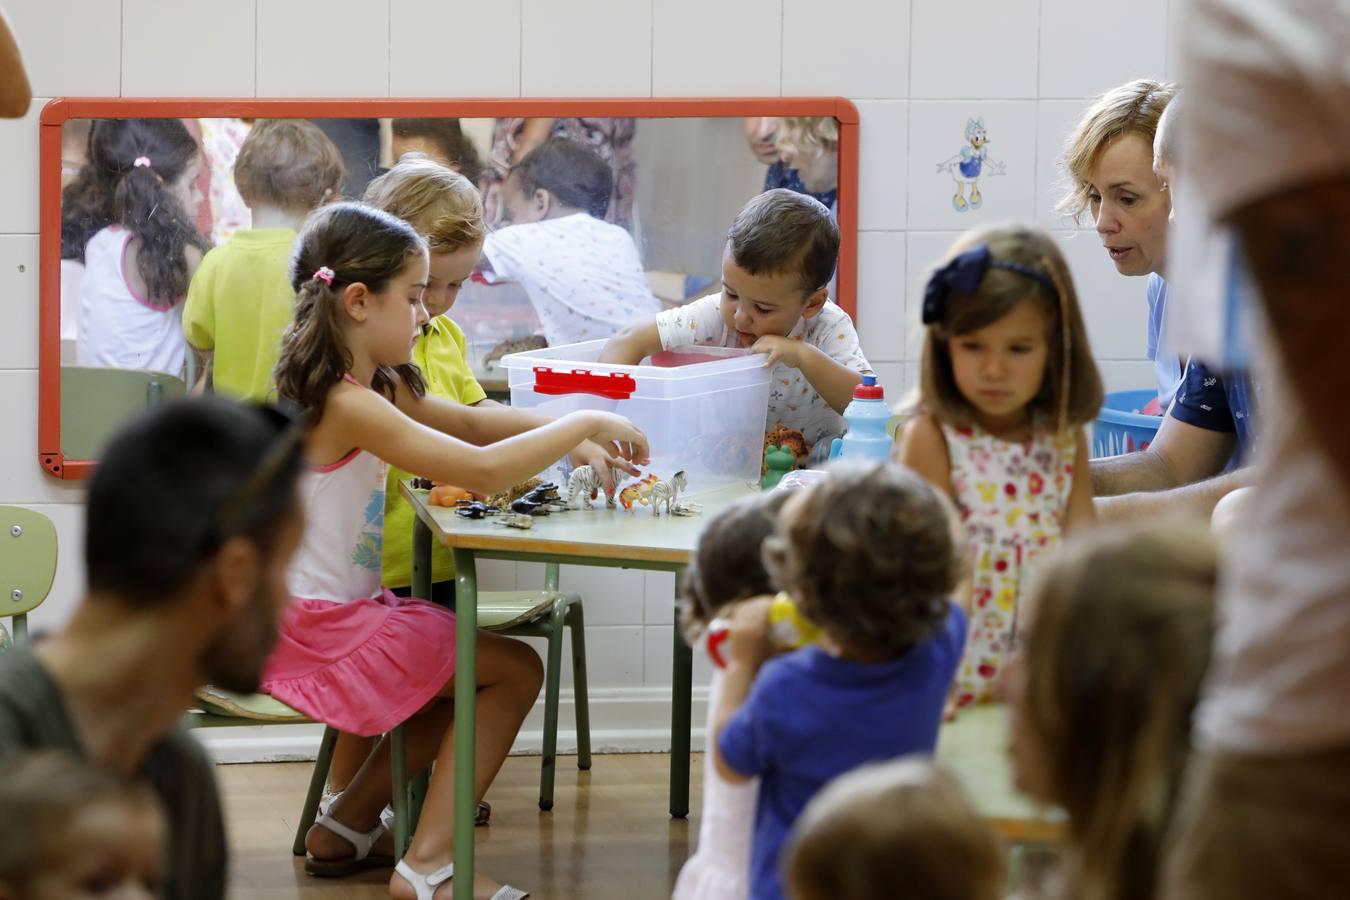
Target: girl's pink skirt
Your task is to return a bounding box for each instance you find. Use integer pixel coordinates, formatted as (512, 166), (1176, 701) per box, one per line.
(260, 589), (457, 737)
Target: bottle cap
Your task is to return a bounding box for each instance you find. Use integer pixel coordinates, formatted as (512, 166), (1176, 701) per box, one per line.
(853, 373), (884, 400)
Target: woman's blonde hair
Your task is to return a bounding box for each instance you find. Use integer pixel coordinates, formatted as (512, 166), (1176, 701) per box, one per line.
(1024, 522), (1217, 900)
(1057, 79), (1176, 223)
(775, 116), (839, 159)
(919, 224), (1103, 431)
(785, 757), (1004, 900)
(362, 153), (486, 254)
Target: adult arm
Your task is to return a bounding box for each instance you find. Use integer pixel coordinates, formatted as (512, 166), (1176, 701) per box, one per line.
(1094, 465), (1254, 524)
(1089, 413), (1237, 496)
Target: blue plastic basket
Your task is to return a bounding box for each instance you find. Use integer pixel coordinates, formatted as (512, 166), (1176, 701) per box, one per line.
(1091, 389), (1163, 458)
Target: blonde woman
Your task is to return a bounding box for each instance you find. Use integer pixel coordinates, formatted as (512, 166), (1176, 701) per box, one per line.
(766, 116), (839, 212)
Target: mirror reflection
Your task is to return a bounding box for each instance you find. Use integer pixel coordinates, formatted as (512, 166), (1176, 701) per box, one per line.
(57, 114), (841, 457)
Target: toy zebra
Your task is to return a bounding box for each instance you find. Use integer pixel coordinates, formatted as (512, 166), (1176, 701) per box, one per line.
(567, 465), (615, 510)
(648, 471), (688, 517)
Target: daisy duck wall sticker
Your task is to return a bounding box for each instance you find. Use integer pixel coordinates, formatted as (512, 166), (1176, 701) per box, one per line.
(935, 117), (1007, 212)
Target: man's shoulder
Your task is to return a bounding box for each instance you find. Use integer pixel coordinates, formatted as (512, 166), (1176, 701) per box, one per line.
(0, 648), (78, 755)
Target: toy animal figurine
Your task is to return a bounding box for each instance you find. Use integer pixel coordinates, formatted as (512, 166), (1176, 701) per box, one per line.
(567, 465), (615, 510)
(511, 497), (551, 516)
(524, 483), (560, 505)
(618, 473), (661, 511)
(670, 500), (703, 517)
(428, 484), (475, 507)
(935, 117), (1007, 212)
(648, 471), (688, 517)
(487, 476), (544, 511)
(455, 500), (500, 519)
(495, 513), (534, 530)
(761, 444), (795, 489)
(483, 334), (548, 370)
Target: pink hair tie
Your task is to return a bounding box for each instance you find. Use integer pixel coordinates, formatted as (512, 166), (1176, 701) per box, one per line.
(133, 156), (152, 168)
(313, 266), (335, 286)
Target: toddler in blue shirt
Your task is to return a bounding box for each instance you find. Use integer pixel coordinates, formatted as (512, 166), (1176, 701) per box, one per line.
(713, 463), (967, 900)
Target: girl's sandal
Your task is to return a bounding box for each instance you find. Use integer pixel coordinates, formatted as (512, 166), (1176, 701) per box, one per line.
(393, 860), (528, 900)
(304, 813), (395, 877)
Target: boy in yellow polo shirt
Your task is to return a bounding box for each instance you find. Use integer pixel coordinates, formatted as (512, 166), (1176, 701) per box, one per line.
(183, 120), (344, 399)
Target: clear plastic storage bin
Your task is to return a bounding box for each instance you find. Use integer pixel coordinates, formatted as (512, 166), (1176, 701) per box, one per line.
(501, 340), (773, 495)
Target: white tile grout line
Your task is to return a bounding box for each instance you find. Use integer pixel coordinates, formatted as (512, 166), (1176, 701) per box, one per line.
(904, 0), (915, 230)
(387, 0), (392, 96)
(779, 0), (785, 95)
(118, 0), (123, 96)
(648, 0), (655, 96)
(518, 0), (524, 96)
(252, 0), (258, 96)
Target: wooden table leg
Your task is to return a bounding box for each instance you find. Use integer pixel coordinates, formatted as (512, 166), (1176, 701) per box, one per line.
(669, 570), (692, 818)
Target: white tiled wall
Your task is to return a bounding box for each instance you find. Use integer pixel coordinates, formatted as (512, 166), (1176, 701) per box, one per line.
(1, 0), (1173, 746)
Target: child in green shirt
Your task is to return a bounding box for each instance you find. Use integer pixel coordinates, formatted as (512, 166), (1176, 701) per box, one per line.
(183, 120), (345, 399)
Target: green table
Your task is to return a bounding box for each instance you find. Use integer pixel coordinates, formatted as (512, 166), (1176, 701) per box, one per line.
(936, 704), (1066, 845)
(402, 480), (758, 899)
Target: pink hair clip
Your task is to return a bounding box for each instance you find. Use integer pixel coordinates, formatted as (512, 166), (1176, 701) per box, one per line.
(133, 156), (152, 168)
(313, 266), (335, 286)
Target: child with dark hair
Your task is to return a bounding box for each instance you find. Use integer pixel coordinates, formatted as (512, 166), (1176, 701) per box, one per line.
(480, 137), (659, 346)
(183, 119), (346, 399)
(601, 188), (871, 463)
(713, 463), (966, 900)
(266, 200), (646, 898)
(0, 752), (168, 900)
(673, 489), (792, 900)
(64, 118), (211, 376)
(390, 117), (483, 185)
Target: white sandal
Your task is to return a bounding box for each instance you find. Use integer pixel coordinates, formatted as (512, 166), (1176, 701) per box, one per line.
(394, 859), (528, 900)
(304, 813), (394, 877)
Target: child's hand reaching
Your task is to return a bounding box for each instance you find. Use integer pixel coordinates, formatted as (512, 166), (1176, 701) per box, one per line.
(750, 334), (809, 370)
(569, 439), (642, 495)
(576, 411), (651, 469)
(726, 595), (774, 671)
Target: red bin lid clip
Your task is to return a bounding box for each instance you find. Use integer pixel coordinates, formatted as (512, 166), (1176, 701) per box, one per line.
(533, 367), (637, 400)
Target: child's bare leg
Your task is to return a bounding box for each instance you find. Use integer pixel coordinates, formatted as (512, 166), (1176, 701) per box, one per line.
(306, 701), (456, 859)
(390, 632), (544, 899)
(329, 733), (377, 792)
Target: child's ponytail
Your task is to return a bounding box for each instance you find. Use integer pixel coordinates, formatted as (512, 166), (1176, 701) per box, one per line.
(113, 156), (209, 305)
(276, 273), (353, 423)
(275, 202), (430, 422)
(59, 118), (209, 302)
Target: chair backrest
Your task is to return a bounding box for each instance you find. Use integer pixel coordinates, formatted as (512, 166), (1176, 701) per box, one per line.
(0, 507), (58, 621)
(60, 366), (188, 460)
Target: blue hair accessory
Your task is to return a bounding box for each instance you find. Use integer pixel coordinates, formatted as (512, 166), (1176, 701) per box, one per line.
(922, 243), (1057, 325)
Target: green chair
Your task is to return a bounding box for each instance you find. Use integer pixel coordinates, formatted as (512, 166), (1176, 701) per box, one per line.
(0, 506), (59, 647)
(186, 688), (421, 859)
(60, 366), (187, 460)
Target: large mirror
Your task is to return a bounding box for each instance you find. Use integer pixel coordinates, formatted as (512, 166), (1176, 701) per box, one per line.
(38, 99), (858, 478)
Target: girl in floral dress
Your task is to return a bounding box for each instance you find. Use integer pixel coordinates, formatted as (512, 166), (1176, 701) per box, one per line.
(896, 225), (1103, 708)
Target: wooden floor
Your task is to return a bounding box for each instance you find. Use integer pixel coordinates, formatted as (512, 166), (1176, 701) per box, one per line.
(221, 752), (700, 900)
